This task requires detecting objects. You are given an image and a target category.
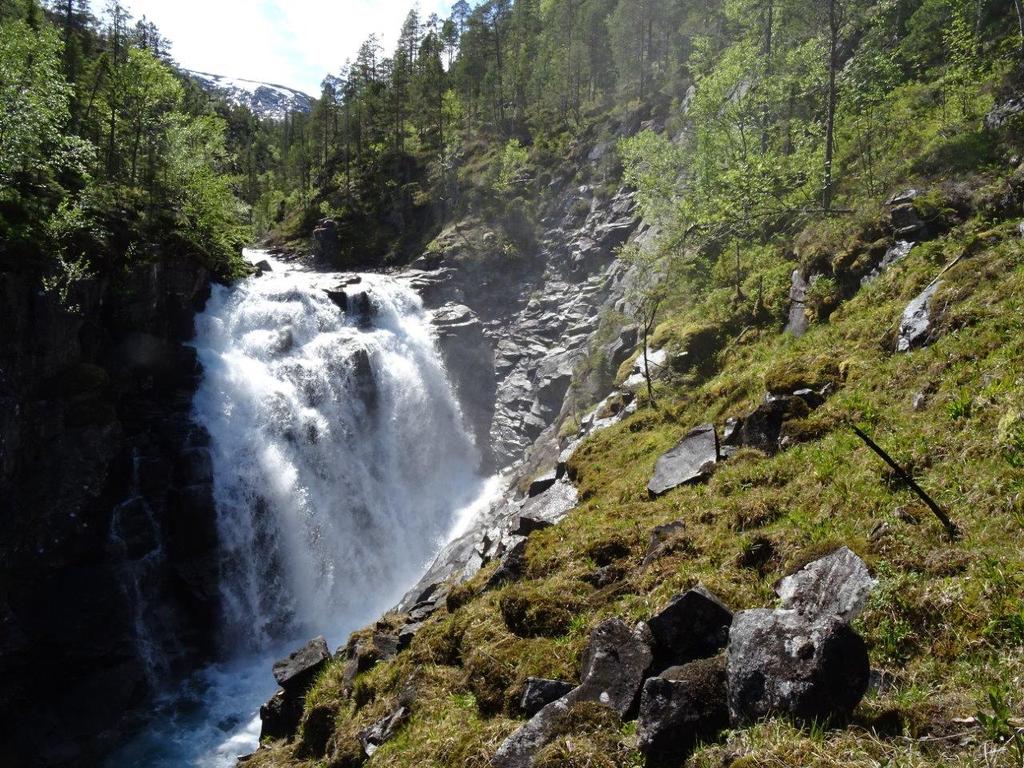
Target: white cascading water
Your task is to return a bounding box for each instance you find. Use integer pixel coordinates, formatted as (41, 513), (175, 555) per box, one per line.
(105, 251), (497, 767)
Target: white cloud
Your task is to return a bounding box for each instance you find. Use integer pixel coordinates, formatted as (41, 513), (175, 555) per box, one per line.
(91, 0), (452, 94)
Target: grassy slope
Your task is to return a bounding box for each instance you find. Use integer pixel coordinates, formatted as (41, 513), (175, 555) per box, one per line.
(246, 65), (1024, 766)
(245, 173), (1024, 767)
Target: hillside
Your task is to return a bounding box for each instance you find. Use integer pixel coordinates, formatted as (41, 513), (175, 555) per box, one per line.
(237, 0), (1024, 765)
(2, 0), (1024, 766)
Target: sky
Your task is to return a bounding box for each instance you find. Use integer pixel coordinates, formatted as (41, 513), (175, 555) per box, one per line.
(90, 0), (453, 95)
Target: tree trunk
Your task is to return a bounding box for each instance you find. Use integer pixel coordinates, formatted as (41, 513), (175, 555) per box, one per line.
(822, 0), (839, 214)
(760, 0), (774, 153)
(1014, 0), (1024, 61)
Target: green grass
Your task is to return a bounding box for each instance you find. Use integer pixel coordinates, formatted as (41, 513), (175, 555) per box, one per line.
(245, 165), (1024, 768)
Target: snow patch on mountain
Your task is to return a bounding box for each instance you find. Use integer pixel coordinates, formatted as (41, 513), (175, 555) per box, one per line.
(186, 70), (313, 120)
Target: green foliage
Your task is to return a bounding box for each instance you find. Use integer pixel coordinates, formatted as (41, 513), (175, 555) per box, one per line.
(0, 3), (245, 278)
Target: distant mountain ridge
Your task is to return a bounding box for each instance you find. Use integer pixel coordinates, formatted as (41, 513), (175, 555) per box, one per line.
(185, 70), (313, 120)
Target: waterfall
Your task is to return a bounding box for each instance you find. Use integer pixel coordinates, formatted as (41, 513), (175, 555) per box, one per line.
(193, 254), (486, 648)
(105, 252), (495, 768)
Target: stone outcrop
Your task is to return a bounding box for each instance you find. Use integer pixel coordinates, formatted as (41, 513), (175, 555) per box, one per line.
(260, 636), (332, 741)
(726, 609), (870, 726)
(897, 280), (941, 352)
(776, 546), (877, 621)
(520, 678), (575, 716)
(311, 218), (341, 265)
(647, 424), (719, 497)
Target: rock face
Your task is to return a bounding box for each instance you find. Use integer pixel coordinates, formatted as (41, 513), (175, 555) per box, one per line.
(431, 303), (497, 468)
(897, 281), (941, 352)
(646, 586), (733, 674)
(786, 270), (809, 336)
(637, 656), (729, 765)
(0, 258), (217, 768)
(726, 609), (870, 725)
(360, 705), (411, 757)
(647, 424), (719, 497)
(273, 636), (331, 692)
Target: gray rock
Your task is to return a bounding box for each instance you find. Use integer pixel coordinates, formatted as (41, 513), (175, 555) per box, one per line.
(726, 609), (870, 726)
(260, 688), (301, 741)
(732, 395), (809, 455)
(484, 538), (528, 590)
(527, 469), (558, 498)
(272, 636), (330, 692)
(491, 619), (653, 768)
(359, 705), (410, 757)
(517, 478), (577, 530)
(647, 424), (719, 498)
(646, 585), (732, 674)
(520, 678), (575, 717)
(985, 96), (1024, 130)
(897, 281), (941, 352)
(575, 619), (654, 716)
(776, 546), (876, 622)
(786, 270), (809, 336)
(863, 240), (915, 285)
(637, 656), (729, 765)
(341, 632), (399, 688)
(311, 219), (340, 265)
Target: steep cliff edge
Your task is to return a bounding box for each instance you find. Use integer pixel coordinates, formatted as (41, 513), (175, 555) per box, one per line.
(0, 258), (218, 767)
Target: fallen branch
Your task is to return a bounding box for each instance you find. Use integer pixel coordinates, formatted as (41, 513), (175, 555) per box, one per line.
(852, 425), (960, 540)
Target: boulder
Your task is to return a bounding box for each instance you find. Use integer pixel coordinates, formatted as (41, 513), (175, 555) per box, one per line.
(897, 281), (941, 352)
(515, 479), (577, 531)
(637, 656), (729, 765)
(575, 619), (653, 717)
(732, 396), (809, 455)
(484, 538), (528, 590)
(346, 347), (377, 413)
(985, 96), (1024, 130)
(647, 424), (719, 498)
(491, 619), (653, 768)
(521, 678), (575, 717)
(646, 585), (732, 674)
(775, 546), (876, 622)
(273, 636), (331, 693)
(342, 631), (400, 688)
(260, 688), (301, 741)
(311, 219), (340, 265)
(254, 260), (273, 275)
(726, 609), (870, 726)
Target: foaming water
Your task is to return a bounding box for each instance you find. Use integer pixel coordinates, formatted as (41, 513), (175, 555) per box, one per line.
(105, 251), (497, 767)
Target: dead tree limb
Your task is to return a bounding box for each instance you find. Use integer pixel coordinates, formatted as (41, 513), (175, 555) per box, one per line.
(852, 425), (960, 540)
